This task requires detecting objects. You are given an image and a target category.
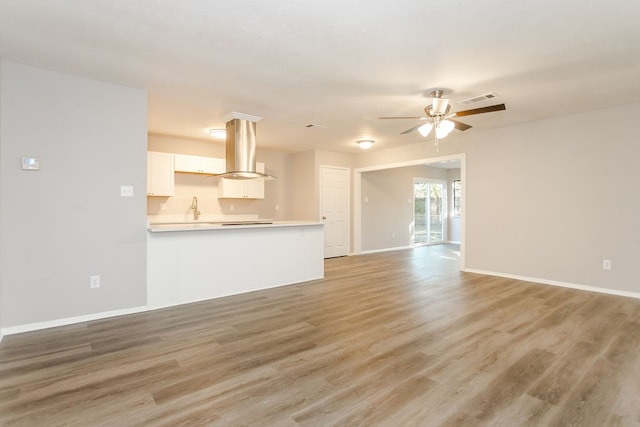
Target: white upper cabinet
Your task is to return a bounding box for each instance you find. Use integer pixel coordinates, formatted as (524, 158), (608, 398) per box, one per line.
(147, 151), (175, 197)
(218, 177), (265, 199)
(218, 162), (266, 199)
(174, 154), (225, 175)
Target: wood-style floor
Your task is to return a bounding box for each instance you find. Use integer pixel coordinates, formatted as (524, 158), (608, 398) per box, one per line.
(1, 245), (640, 426)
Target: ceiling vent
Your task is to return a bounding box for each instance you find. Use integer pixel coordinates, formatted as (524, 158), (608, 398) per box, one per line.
(460, 92), (500, 105)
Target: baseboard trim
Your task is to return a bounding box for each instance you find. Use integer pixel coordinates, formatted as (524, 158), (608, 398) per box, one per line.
(463, 268), (640, 300)
(1, 305), (148, 336)
(8, 269), (636, 336)
(361, 245), (413, 255)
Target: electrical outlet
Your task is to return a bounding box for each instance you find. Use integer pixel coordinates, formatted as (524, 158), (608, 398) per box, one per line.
(90, 275), (101, 288)
(602, 260), (612, 270)
(392, 232), (396, 238)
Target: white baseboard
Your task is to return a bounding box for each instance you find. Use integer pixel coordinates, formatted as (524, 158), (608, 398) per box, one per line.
(361, 245), (413, 255)
(1, 305), (148, 336)
(7, 268), (636, 337)
(463, 268), (640, 300)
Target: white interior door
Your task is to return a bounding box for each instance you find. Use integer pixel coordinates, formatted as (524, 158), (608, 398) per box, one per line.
(320, 166), (349, 258)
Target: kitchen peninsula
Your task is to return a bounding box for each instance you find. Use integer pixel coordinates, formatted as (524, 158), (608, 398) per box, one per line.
(147, 221), (324, 308)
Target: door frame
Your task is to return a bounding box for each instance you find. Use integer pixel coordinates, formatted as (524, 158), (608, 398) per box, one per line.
(319, 165), (351, 257)
(353, 153), (465, 270)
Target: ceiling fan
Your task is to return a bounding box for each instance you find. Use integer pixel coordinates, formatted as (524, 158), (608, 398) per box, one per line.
(379, 89), (506, 148)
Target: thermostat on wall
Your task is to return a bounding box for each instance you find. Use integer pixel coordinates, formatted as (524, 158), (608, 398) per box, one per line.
(21, 157), (40, 171)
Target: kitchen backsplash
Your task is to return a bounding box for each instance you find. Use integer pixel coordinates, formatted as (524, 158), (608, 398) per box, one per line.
(147, 213), (261, 225)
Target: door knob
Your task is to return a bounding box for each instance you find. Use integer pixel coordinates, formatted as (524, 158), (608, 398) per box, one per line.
(322, 216), (327, 220)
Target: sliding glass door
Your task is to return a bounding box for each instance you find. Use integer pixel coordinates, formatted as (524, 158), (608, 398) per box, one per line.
(413, 179), (446, 245)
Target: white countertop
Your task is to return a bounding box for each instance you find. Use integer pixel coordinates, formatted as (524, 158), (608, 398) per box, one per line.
(148, 220), (323, 233)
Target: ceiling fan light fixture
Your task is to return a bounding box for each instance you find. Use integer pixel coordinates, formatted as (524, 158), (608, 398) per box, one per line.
(208, 128), (227, 139)
(432, 97), (449, 115)
(357, 139), (374, 149)
(418, 122), (433, 137)
(435, 120), (455, 139)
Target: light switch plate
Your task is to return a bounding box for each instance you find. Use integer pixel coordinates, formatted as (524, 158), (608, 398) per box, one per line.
(120, 185), (134, 197)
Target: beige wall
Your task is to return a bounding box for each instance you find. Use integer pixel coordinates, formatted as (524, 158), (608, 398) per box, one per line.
(147, 134), (290, 221)
(357, 102), (640, 295)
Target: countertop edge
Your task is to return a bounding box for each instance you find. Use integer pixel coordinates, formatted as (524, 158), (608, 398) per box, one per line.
(148, 221), (323, 233)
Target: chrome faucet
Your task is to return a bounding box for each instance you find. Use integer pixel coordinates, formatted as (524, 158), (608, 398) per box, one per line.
(191, 196), (201, 221)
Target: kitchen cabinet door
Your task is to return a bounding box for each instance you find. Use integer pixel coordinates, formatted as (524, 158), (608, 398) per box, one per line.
(147, 151), (175, 196)
(218, 177), (244, 198)
(244, 178), (265, 199)
(218, 177), (264, 199)
(174, 154), (225, 175)
(217, 162), (266, 199)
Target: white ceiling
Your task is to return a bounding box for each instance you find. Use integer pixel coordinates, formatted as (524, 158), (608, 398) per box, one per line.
(1, 1), (640, 153)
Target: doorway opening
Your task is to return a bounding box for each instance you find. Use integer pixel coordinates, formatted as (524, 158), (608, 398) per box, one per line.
(413, 178), (446, 246)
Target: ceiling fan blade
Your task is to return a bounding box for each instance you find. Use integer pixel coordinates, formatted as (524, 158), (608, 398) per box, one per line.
(451, 119), (472, 131)
(400, 123), (427, 135)
(453, 103), (506, 117)
(379, 116), (426, 120)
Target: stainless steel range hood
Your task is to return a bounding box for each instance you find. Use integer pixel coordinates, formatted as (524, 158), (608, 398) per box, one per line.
(219, 116), (274, 180)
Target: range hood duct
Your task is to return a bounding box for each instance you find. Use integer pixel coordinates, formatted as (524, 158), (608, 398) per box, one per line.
(220, 118), (274, 180)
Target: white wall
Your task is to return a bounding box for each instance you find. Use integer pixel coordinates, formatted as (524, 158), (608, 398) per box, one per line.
(356, 102), (640, 295)
(0, 61), (148, 328)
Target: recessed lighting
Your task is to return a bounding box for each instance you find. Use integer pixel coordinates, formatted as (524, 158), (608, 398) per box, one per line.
(357, 140), (374, 149)
(209, 129), (226, 139)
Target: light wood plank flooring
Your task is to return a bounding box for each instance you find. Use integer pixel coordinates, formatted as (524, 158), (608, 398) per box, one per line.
(2, 245), (640, 426)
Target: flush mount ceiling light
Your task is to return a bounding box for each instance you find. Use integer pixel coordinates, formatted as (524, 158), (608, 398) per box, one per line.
(208, 128), (227, 139)
(357, 139), (374, 149)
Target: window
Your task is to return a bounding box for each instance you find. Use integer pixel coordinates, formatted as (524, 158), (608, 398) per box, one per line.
(452, 179), (462, 216)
